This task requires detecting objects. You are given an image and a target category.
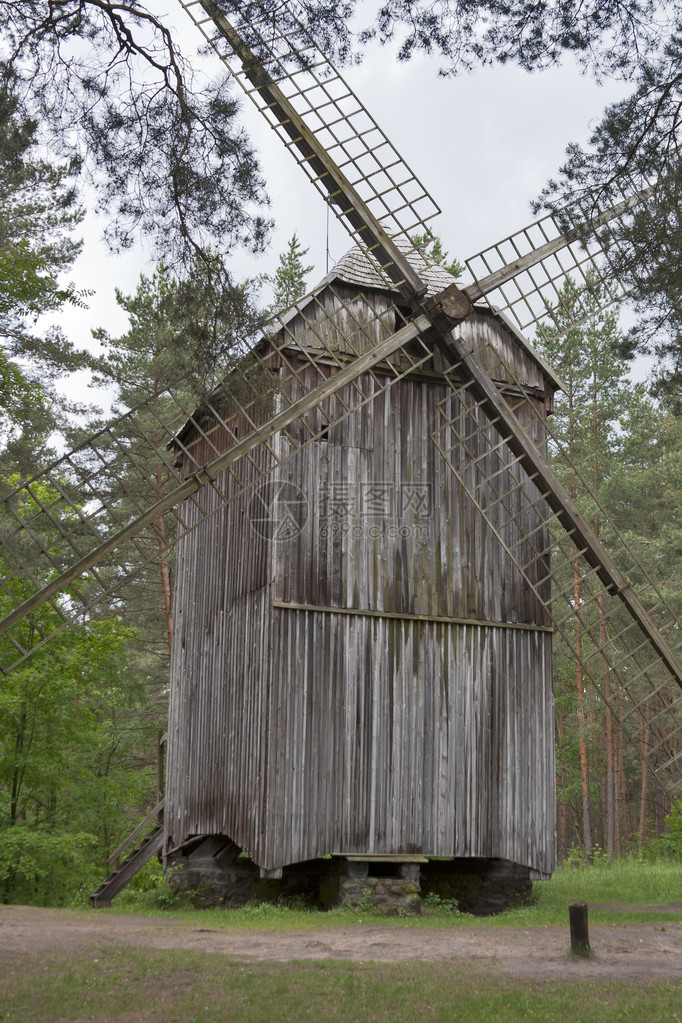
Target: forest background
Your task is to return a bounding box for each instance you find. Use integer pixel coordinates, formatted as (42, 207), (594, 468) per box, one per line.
(1, 0), (682, 905)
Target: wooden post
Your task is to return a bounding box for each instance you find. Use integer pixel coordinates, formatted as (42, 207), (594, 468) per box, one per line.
(569, 901), (591, 956)
(157, 731), (167, 817)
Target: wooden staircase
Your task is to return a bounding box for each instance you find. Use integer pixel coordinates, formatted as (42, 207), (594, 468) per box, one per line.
(90, 799), (165, 908)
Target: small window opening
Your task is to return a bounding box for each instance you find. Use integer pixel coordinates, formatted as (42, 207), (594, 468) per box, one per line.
(367, 862), (402, 878)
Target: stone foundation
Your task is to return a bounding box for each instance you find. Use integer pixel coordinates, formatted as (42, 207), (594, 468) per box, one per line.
(167, 838), (534, 916)
(326, 877), (422, 915)
(167, 837), (325, 908)
(420, 857), (533, 915)
(320, 858), (423, 916)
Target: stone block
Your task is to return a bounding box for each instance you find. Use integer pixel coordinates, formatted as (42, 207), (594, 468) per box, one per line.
(399, 863), (420, 882)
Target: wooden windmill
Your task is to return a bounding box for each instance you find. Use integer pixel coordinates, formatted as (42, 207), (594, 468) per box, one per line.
(1, 0), (680, 913)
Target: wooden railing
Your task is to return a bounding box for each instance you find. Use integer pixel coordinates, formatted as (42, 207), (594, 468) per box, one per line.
(106, 798), (165, 871)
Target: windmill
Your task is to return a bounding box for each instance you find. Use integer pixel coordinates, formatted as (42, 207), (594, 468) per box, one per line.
(1, 0), (680, 911)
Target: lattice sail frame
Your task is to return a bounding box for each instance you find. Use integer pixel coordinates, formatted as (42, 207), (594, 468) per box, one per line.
(178, 0), (440, 298)
(0, 288), (436, 670)
(0, 0), (679, 808)
(465, 181), (655, 339)
(430, 339), (682, 800)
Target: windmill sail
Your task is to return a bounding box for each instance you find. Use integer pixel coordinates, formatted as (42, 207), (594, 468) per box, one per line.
(0, 289), (442, 671)
(177, 0), (440, 299)
(464, 181), (655, 338)
(0, 0), (456, 672)
(430, 330), (682, 799)
(0, 0), (679, 808)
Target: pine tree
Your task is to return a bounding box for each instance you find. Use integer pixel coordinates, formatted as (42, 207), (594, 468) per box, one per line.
(266, 234), (314, 310)
(537, 275), (682, 861)
(410, 233), (463, 278)
(607, 394), (682, 851)
(0, 79), (86, 451)
(1, 7), (270, 271)
(84, 261), (265, 679)
(536, 31), (682, 377)
(537, 276), (637, 862)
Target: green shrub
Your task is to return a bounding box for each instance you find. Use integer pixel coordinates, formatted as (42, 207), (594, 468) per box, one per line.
(115, 858), (182, 909)
(0, 824), (101, 906)
(422, 892), (461, 914)
(647, 805), (682, 861)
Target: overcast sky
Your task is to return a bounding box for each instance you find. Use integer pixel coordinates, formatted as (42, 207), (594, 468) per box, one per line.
(53, 6), (632, 397)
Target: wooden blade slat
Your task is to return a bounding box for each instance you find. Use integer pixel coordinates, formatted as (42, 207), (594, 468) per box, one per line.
(177, 0), (441, 301)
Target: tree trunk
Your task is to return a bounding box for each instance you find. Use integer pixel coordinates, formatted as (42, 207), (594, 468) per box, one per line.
(573, 553), (593, 863)
(10, 704), (27, 826)
(638, 704), (650, 856)
(154, 454), (173, 655)
(555, 705), (569, 862)
(617, 718), (632, 852)
(599, 606), (616, 862)
(152, 395), (173, 656)
(613, 695), (623, 857)
(156, 510), (173, 655)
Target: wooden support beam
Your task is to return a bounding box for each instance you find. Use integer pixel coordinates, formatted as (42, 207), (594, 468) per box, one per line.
(437, 330), (682, 694)
(0, 314), (434, 640)
(198, 0), (426, 304)
(272, 600), (553, 632)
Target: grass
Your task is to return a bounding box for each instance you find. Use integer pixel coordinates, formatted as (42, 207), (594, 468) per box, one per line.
(2, 860), (680, 1022)
(485, 856), (682, 928)
(1, 946), (681, 1023)
(99, 855), (682, 929)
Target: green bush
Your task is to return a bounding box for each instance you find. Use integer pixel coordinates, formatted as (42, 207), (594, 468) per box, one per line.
(0, 824), (101, 906)
(647, 805), (682, 861)
(115, 858), (182, 909)
(421, 892), (461, 914)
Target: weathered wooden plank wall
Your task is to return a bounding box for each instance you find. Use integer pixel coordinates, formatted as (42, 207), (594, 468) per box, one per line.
(165, 293), (556, 876)
(265, 612), (554, 873)
(165, 445), (276, 862)
(280, 367), (548, 626)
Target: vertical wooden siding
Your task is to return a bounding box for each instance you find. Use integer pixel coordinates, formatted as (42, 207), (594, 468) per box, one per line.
(278, 368), (549, 626)
(165, 446), (276, 861)
(165, 297), (556, 875)
(265, 612), (555, 873)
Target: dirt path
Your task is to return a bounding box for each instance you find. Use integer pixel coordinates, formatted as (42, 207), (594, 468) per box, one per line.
(1, 906), (682, 981)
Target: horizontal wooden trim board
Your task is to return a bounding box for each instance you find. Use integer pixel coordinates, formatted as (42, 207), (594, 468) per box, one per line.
(341, 854), (429, 862)
(299, 349), (548, 399)
(272, 600), (553, 633)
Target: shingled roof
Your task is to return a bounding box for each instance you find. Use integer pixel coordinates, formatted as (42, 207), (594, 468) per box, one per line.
(319, 237), (457, 297)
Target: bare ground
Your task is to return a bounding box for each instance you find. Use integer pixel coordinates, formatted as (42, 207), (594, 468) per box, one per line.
(1, 905), (682, 981)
